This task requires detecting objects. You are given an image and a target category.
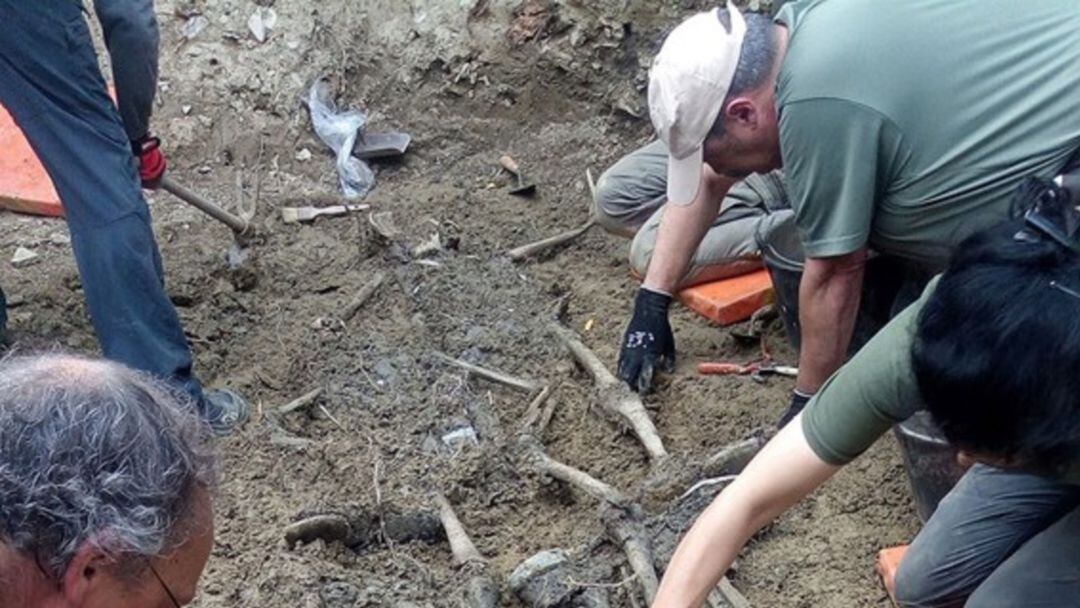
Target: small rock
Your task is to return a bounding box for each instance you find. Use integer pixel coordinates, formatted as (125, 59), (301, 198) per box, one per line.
(181, 14), (209, 40)
(441, 425), (480, 451)
(295, 148), (312, 162)
(248, 7), (277, 43)
(182, 105), (193, 115)
(48, 232), (71, 246)
(11, 247), (39, 268)
(319, 581), (361, 608)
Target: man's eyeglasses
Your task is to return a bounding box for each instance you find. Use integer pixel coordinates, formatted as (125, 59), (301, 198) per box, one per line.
(149, 562), (181, 608)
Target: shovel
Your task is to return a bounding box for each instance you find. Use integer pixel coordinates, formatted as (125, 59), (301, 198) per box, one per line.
(499, 155), (537, 196)
(352, 132), (411, 160)
(160, 175), (251, 236)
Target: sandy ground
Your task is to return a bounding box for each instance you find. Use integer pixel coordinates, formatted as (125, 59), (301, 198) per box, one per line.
(0, 1), (918, 606)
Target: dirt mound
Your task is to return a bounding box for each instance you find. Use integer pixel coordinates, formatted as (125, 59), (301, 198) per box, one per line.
(0, 0), (915, 606)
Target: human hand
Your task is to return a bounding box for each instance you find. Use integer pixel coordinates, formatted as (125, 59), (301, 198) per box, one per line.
(617, 287), (675, 393)
(132, 135), (167, 189)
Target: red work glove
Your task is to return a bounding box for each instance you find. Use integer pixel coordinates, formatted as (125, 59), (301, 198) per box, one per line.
(132, 135), (167, 189)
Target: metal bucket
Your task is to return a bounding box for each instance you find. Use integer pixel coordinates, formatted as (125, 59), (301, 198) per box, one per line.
(893, 411), (970, 522)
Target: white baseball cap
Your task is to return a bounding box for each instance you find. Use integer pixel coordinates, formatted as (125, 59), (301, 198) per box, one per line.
(648, 6), (747, 205)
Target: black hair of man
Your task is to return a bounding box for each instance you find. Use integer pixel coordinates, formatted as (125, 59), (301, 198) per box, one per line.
(710, 9), (778, 138)
(913, 220), (1080, 474)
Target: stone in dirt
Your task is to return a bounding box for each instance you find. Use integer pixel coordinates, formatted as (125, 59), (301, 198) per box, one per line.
(11, 246), (39, 268)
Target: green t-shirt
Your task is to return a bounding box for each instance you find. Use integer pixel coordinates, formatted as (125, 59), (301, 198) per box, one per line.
(775, 0), (1080, 267)
(802, 277), (1080, 484)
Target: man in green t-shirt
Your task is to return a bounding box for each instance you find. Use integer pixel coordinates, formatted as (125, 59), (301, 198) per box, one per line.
(651, 188), (1080, 606)
(616, 0), (1080, 422)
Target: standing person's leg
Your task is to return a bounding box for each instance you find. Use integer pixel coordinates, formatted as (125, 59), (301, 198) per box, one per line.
(92, 0), (159, 143)
(894, 464), (1080, 608)
(964, 505), (1080, 607)
(594, 140), (669, 238)
(629, 171), (793, 288)
(0, 2), (204, 406)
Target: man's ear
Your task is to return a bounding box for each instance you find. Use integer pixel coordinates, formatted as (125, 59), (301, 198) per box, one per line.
(61, 542), (109, 605)
(723, 98), (759, 129)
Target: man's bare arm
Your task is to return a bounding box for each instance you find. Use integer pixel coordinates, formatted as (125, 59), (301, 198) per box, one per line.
(652, 415), (840, 607)
(642, 167), (736, 293)
(795, 249), (867, 394)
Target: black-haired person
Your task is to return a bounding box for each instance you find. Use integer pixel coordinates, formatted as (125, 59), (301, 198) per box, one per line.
(650, 196), (1080, 607)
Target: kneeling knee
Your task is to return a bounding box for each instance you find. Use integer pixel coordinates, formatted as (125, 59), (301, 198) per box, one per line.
(893, 557), (951, 608)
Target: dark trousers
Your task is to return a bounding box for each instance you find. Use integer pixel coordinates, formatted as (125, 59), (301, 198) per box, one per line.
(0, 0), (206, 407)
(895, 464), (1080, 607)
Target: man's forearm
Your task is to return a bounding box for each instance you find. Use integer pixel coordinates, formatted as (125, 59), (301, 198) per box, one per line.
(94, 0), (160, 142)
(642, 170), (734, 294)
(795, 250), (867, 393)
(652, 417), (841, 607)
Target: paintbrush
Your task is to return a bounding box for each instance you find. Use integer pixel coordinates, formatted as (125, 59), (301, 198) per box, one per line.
(280, 204), (370, 224)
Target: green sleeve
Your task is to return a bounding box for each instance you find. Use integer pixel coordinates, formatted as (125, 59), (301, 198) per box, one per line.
(800, 278), (939, 465)
(779, 98), (909, 258)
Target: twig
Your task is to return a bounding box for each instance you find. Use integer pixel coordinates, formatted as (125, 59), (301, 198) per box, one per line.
(519, 385), (553, 433)
(506, 218), (596, 262)
(550, 323), (668, 462)
(679, 475), (738, 501)
(702, 437), (766, 477)
(605, 513), (659, 605)
(524, 440), (632, 509)
(433, 493), (486, 566)
(343, 272), (386, 322)
(549, 323), (618, 387)
(434, 352), (541, 393)
(277, 387), (324, 414)
(536, 392), (560, 437)
(319, 404), (346, 431)
(620, 566), (643, 608)
(714, 577), (752, 608)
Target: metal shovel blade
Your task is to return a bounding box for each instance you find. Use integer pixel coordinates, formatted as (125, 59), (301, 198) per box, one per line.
(353, 132), (411, 160)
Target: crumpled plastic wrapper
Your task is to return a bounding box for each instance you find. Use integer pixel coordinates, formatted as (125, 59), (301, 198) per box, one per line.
(306, 79), (375, 199)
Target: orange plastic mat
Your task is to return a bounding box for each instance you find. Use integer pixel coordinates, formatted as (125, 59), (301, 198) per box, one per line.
(877, 545), (909, 605)
(0, 103), (64, 218)
(677, 269), (775, 326)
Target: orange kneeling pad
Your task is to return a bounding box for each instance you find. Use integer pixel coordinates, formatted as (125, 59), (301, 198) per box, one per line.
(877, 545), (909, 605)
(677, 269), (775, 326)
(0, 103), (64, 218)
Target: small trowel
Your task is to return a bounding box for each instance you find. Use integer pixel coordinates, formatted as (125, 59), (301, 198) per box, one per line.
(352, 132), (412, 160)
(499, 154), (537, 196)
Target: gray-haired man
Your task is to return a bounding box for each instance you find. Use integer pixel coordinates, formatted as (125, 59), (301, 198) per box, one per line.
(0, 354), (217, 607)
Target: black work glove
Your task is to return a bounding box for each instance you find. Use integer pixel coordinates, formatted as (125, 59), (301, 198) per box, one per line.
(778, 389), (814, 428)
(617, 287), (675, 394)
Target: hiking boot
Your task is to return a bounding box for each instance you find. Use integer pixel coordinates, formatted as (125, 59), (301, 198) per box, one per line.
(202, 388), (250, 436)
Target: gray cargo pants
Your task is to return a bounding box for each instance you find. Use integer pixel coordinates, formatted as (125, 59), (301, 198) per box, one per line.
(895, 464), (1080, 607)
(0, 0), (209, 409)
(593, 140), (795, 287)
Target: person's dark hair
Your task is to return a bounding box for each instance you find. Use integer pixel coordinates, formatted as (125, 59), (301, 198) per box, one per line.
(710, 10), (778, 138)
(913, 220), (1080, 473)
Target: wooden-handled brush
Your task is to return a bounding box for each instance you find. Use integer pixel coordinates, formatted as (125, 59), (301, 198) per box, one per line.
(280, 204), (370, 224)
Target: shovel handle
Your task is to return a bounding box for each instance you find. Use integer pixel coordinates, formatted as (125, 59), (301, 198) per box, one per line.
(499, 155), (521, 174)
(160, 176), (251, 235)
